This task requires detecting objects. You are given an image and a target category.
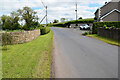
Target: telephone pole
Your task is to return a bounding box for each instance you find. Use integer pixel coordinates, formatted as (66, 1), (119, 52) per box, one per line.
(46, 6), (48, 25)
(41, 0), (48, 27)
(75, 0), (78, 26)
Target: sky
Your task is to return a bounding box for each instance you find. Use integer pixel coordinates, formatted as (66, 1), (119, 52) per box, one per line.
(0, 0), (111, 24)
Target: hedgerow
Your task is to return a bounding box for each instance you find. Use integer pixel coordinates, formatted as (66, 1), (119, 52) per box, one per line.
(39, 27), (50, 35)
(92, 21), (120, 34)
(53, 18), (94, 27)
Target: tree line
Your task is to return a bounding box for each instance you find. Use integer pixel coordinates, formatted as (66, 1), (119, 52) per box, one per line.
(0, 7), (40, 30)
(53, 17), (82, 23)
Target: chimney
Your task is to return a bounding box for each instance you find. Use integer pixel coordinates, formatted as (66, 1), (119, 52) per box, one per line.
(105, 2), (108, 4)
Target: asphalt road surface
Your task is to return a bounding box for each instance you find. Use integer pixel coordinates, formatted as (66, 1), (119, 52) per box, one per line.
(51, 27), (118, 78)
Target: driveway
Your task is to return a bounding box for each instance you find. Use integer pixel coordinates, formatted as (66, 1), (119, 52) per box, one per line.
(51, 27), (118, 78)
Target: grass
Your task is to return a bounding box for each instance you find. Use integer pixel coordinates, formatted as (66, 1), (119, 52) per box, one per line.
(51, 26), (66, 28)
(87, 34), (120, 46)
(2, 30), (53, 78)
(0, 46), (2, 80)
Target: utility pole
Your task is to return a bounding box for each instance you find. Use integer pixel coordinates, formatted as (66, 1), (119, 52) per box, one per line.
(75, 0), (78, 26)
(46, 6), (48, 26)
(41, 0), (48, 27)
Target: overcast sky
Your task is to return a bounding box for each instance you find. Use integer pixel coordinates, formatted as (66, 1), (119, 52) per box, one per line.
(0, 0), (111, 24)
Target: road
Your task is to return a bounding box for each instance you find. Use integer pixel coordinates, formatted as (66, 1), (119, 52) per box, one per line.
(51, 27), (118, 78)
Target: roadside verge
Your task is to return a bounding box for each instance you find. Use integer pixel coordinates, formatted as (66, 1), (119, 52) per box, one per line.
(87, 34), (120, 46)
(2, 30), (53, 78)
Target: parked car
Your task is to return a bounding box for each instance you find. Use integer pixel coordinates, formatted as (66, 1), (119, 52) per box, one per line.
(80, 24), (90, 30)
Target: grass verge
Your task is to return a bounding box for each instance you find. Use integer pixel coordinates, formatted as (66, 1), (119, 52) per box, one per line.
(87, 34), (120, 46)
(0, 46), (2, 79)
(2, 30), (53, 78)
(51, 26), (66, 28)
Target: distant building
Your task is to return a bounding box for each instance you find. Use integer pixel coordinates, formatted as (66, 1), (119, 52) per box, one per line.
(94, 0), (120, 22)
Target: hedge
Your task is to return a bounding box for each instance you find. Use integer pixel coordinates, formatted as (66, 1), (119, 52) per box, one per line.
(92, 22), (120, 34)
(40, 27), (50, 35)
(53, 18), (94, 27)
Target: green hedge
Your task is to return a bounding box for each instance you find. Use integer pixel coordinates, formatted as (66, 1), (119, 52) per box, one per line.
(53, 18), (94, 27)
(40, 27), (50, 35)
(92, 22), (120, 34)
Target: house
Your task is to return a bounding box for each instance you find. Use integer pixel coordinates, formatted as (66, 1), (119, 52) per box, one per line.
(94, 0), (120, 22)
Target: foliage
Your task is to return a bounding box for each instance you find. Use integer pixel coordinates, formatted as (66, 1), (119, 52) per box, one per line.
(1, 12), (21, 30)
(82, 32), (89, 36)
(1, 6), (39, 31)
(53, 19), (59, 23)
(2, 31), (53, 78)
(92, 21), (120, 34)
(53, 18), (94, 27)
(60, 18), (66, 22)
(17, 7), (39, 30)
(40, 27), (50, 35)
(79, 17), (82, 19)
(2, 32), (13, 50)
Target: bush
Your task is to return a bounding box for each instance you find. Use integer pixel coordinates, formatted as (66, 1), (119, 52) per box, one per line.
(82, 32), (89, 36)
(40, 27), (50, 35)
(2, 32), (13, 50)
(92, 21), (120, 34)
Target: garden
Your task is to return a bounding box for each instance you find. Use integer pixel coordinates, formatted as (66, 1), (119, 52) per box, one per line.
(82, 21), (120, 46)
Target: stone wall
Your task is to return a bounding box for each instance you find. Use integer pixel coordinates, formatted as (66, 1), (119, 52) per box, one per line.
(6, 29), (40, 44)
(98, 27), (120, 40)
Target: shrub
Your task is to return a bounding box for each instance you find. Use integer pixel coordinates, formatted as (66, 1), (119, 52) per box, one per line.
(92, 21), (120, 34)
(82, 32), (89, 36)
(2, 32), (13, 50)
(40, 27), (50, 35)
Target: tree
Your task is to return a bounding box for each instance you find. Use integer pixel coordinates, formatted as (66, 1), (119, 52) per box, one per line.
(10, 11), (20, 30)
(0, 18), (2, 30)
(1, 15), (12, 30)
(17, 7), (39, 30)
(1, 12), (20, 30)
(53, 19), (59, 23)
(60, 18), (66, 22)
(79, 17), (82, 19)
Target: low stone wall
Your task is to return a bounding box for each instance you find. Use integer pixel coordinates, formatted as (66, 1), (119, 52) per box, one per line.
(6, 29), (40, 44)
(98, 27), (120, 40)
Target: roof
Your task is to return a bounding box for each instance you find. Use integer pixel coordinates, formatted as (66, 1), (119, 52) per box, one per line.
(100, 9), (120, 19)
(94, 9), (99, 14)
(94, 0), (120, 14)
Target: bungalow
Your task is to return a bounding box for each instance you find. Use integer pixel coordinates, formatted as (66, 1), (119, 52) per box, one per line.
(94, 0), (120, 22)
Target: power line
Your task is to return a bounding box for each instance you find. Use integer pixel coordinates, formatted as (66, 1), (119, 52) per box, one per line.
(39, 9), (46, 15)
(40, 0), (48, 26)
(41, 0), (46, 8)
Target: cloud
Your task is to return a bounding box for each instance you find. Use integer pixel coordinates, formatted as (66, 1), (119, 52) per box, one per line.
(0, 0), (109, 23)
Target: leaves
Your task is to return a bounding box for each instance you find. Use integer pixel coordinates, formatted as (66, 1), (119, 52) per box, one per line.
(1, 6), (39, 30)
(17, 7), (39, 30)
